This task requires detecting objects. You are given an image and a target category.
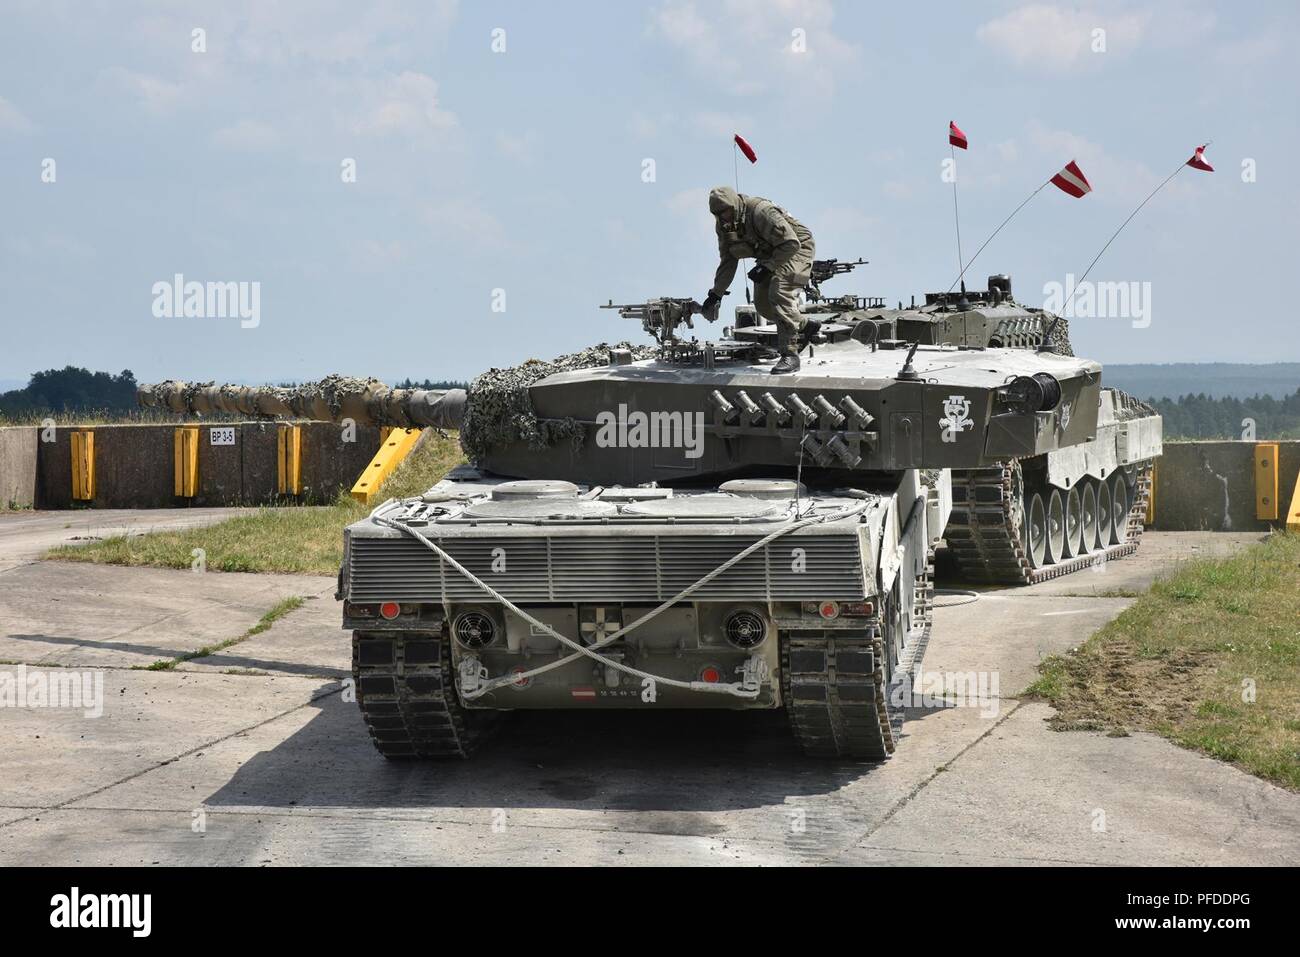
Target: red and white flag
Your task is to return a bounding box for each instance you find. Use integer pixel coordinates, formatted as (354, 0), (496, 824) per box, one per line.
(948, 120), (968, 150)
(1050, 160), (1092, 198)
(1186, 144), (1214, 172)
(734, 133), (757, 164)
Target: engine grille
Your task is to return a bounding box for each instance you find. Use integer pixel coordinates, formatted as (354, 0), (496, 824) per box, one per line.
(348, 533), (866, 603)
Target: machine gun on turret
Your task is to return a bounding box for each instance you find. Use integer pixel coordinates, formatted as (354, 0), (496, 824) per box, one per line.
(807, 257), (868, 302)
(601, 296), (709, 346)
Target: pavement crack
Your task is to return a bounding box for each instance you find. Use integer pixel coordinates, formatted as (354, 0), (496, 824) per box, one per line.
(0, 682), (345, 833)
(818, 699), (1026, 866)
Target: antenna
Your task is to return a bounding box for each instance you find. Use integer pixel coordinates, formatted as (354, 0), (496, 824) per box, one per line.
(896, 341), (921, 381)
(1059, 145), (1210, 318)
(948, 179), (1052, 293)
(950, 140), (965, 290)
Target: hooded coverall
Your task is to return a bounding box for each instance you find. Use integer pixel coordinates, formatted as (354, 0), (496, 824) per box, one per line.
(708, 186), (815, 336)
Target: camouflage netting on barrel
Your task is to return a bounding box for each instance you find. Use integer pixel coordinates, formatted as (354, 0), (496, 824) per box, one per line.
(460, 341), (657, 464)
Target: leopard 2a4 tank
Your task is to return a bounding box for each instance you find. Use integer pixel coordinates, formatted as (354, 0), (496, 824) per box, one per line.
(787, 266), (1163, 584)
(138, 270), (1147, 759)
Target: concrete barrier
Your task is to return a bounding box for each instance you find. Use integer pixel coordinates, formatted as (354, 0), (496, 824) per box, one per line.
(1152, 440), (1300, 532)
(23, 421), (383, 509)
(0, 427), (38, 508)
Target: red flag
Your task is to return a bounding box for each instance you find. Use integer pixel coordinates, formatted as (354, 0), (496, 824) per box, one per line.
(948, 120), (968, 150)
(1186, 144), (1214, 172)
(1050, 160), (1092, 198)
(734, 133), (757, 164)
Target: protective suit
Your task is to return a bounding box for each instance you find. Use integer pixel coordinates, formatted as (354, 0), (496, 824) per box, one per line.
(706, 186), (815, 337)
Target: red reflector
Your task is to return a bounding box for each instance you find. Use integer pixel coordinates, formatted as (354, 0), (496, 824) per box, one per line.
(379, 601), (401, 620)
(700, 666), (722, 683)
(818, 601), (840, 620)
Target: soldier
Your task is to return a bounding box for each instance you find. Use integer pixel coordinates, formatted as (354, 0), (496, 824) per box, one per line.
(700, 186), (815, 374)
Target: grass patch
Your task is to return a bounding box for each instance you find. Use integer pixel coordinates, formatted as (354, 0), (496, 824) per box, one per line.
(1027, 532), (1300, 790)
(46, 431), (465, 576)
(138, 595), (305, 670)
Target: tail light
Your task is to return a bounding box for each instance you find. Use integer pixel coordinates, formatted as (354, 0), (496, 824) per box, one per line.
(803, 600), (874, 619)
(379, 601), (401, 620)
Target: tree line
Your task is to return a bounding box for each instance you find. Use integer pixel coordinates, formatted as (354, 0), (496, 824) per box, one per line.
(1, 367), (1296, 438)
(0, 367), (139, 417)
(1146, 389), (1300, 440)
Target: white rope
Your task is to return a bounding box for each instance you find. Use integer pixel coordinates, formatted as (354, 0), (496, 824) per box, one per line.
(932, 588), (980, 607)
(372, 498), (870, 699)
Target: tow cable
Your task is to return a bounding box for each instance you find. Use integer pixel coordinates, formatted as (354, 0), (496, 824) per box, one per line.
(372, 498), (870, 701)
(933, 588), (980, 607)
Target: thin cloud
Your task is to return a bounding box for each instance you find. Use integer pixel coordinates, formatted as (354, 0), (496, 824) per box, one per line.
(976, 4), (1149, 72)
(649, 0), (858, 100)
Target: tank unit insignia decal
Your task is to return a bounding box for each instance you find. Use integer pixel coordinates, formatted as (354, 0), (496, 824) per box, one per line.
(1059, 401), (1073, 431)
(579, 606), (622, 644)
(939, 395), (975, 443)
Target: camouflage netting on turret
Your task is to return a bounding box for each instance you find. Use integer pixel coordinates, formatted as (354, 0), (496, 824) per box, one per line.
(1050, 315), (1073, 357)
(460, 342), (657, 464)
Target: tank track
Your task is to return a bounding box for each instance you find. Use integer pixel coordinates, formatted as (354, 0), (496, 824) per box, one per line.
(946, 462), (1152, 585)
(352, 631), (502, 759)
(781, 561), (932, 760)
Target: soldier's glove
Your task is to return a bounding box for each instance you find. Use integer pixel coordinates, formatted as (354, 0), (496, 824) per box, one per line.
(700, 291), (721, 322)
(747, 264), (773, 285)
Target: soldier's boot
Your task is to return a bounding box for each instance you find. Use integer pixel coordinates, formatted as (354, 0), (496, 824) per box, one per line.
(771, 324), (801, 374)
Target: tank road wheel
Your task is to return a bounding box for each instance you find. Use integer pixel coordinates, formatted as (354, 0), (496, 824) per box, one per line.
(352, 631), (504, 760)
(1064, 486), (1083, 558)
(1080, 482), (1098, 555)
(1026, 492), (1050, 568)
(1096, 479), (1114, 549)
(1108, 476), (1130, 545)
(1046, 489), (1066, 564)
(781, 584), (905, 761)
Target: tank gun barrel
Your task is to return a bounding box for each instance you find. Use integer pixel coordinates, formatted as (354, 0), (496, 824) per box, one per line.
(137, 375), (466, 430)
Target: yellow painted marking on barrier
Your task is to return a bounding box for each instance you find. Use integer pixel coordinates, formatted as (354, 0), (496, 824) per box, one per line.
(1255, 442), (1278, 521)
(174, 426), (200, 498)
(351, 428), (422, 504)
(1286, 470), (1300, 533)
(71, 430), (95, 501)
(1145, 459), (1157, 525)
(277, 424), (303, 495)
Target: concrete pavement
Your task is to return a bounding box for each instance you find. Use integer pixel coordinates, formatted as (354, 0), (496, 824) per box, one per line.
(0, 514), (1294, 866)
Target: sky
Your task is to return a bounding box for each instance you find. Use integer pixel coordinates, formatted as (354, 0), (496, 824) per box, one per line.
(2, 0), (1298, 390)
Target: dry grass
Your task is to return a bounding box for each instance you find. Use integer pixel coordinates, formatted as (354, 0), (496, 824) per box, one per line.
(1027, 532), (1300, 790)
(47, 431), (466, 576)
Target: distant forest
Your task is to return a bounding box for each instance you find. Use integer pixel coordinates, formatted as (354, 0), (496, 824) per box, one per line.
(1148, 389), (1300, 440)
(0, 367), (139, 417)
(0, 367), (1296, 439)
